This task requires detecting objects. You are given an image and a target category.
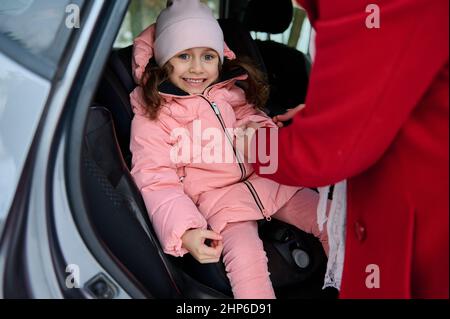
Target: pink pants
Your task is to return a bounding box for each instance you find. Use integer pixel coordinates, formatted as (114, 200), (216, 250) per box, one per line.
(221, 188), (328, 299)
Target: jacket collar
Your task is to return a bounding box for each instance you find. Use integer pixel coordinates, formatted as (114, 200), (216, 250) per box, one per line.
(158, 62), (246, 96)
(158, 81), (190, 96)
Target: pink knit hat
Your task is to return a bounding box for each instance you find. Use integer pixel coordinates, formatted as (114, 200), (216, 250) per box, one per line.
(132, 23), (236, 86)
(154, 0), (224, 67)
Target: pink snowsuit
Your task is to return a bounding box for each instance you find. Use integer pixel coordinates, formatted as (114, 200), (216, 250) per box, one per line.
(129, 25), (327, 298)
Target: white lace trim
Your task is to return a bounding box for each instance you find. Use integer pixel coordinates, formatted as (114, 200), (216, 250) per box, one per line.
(317, 186), (330, 232)
(317, 180), (347, 290)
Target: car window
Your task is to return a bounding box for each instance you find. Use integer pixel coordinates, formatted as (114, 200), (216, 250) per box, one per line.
(114, 0), (221, 49)
(0, 0), (81, 76)
(250, 4), (312, 55)
(0, 54), (51, 235)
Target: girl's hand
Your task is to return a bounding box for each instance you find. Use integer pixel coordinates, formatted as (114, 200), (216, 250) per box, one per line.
(181, 229), (223, 263)
(272, 104), (306, 127)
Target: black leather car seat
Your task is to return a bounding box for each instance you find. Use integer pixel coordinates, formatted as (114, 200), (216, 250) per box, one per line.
(82, 105), (230, 298)
(94, 46), (134, 168)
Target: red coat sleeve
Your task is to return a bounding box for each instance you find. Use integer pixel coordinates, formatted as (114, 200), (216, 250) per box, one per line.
(254, 0), (449, 187)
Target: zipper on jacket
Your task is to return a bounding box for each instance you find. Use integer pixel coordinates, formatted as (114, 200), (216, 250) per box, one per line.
(243, 180), (271, 221)
(200, 96), (246, 181)
(198, 96), (268, 221)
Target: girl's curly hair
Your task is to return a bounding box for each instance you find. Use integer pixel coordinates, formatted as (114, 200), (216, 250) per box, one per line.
(141, 56), (269, 120)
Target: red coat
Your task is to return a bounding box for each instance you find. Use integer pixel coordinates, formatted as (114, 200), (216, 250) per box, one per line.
(254, 0), (449, 298)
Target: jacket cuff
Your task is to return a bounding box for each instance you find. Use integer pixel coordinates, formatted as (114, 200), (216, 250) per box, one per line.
(164, 220), (208, 257)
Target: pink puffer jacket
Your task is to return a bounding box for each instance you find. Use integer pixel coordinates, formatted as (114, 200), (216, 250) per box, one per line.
(129, 25), (300, 257)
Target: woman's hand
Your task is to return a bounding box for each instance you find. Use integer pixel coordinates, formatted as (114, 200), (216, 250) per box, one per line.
(272, 104), (306, 127)
(181, 228), (223, 263)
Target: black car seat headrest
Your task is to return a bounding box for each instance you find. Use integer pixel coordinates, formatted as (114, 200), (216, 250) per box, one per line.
(243, 0), (293, 34)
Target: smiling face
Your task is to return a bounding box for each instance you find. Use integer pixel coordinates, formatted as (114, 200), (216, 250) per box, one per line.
(167, 47), (220, 95)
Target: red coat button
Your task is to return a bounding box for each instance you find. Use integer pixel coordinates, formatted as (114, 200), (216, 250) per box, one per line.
(354, 220), (366, 242)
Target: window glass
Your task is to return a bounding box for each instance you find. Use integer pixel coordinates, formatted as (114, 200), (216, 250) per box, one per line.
(114, 0), (221, 49)
(0, 0), (75, 62)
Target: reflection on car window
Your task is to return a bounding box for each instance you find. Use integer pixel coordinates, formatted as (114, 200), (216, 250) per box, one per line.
(0, 0), (71, 60)
(114, 0), (220, 49)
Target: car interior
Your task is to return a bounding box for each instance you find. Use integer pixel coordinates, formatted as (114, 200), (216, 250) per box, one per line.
(82, 0), (337, 298)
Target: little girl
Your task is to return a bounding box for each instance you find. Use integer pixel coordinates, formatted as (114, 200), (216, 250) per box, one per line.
(129, 0), (328, 299)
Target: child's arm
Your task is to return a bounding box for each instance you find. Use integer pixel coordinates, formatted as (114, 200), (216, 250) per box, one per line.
(130, 113), (208, 257)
